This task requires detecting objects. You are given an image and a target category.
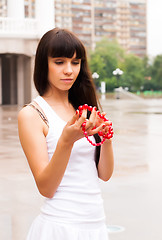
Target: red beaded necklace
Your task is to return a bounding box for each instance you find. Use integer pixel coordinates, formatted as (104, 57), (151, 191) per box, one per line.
(78, 104), (113, 146)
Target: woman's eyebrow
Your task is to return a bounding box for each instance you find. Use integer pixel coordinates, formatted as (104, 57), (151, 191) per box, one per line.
(72, 57), (81, 61)
(50, 57), (69, 59)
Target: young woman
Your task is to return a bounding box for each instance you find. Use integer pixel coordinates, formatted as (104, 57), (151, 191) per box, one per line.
(18, 28), (114, 240)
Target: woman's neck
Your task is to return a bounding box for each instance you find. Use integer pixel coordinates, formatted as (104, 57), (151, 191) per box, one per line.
(42, 89), (75, 122)
(43, 89), (70, 108)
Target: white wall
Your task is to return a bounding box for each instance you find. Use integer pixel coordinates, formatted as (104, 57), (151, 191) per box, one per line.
(7, 0), (24, 18)
(36, 0), (55, 37)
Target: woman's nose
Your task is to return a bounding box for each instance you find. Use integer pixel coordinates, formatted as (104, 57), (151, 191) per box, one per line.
(64, 63), (73, 74)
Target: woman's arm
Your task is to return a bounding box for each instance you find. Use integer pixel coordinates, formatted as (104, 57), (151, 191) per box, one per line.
(18, 107), (86, 198)
(97, 139), (114, 182)
(81, 108), (114, 182)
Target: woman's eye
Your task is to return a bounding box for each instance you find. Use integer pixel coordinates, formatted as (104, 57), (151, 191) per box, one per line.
(72, 61), (80, 65)
(55, 61), (63, 65)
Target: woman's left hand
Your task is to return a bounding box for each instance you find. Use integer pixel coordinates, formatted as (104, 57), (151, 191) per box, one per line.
(83, 107), (112, 137)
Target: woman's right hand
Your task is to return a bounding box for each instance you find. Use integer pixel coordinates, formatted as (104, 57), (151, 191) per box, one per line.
(60, 109), (86, 145)
(60, 107), (107, 145)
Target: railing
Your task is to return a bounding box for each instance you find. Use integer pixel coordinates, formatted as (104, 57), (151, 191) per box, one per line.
(0, 17), (39, 38)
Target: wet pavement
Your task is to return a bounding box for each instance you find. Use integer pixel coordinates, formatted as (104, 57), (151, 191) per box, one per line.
(0, 98), (162, 240)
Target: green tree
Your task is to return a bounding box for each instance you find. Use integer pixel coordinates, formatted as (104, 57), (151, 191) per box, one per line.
(121, 54), (145, 91)
(151, 55), (162, 89)
(89, 38), (152, 92)
(142, 56), (154, 90)
(89, 38), (125, 89)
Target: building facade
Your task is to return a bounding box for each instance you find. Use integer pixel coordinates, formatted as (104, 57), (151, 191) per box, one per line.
(0, 0), (54, 105)
(0, 0), (147, 105)
(54, 0), (147, 57)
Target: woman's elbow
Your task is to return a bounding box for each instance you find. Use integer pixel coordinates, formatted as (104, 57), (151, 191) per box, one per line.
(99, 175), (111, 182)
(98, 170), (113, 182)
(36, 182), (55, 198)
(39, 189), (54, 198)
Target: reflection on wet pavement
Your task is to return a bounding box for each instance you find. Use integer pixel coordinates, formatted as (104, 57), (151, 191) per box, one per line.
(100, 99), (162, 240)
(0, 99), (162, 240)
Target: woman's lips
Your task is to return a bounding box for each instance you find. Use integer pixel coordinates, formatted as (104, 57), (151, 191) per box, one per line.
(61, 78), (73, 82)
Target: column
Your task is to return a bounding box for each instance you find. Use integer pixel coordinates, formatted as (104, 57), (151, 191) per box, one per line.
(17, 55), (24, 106)
(1, 55), (11, 104)
(24, 56), (31, 104)
(0, 58), (2, 105)
(30, 55), (37, 100)
(7, 0), (24, 18)
(10, 56), (17, 104)
(36, 0), (55, 37)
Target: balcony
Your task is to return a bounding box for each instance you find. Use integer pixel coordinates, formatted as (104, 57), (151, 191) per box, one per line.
(0, 17), (39, 39)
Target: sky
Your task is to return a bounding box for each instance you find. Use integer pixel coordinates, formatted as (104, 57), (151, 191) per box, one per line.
(147, 0), (162, 56)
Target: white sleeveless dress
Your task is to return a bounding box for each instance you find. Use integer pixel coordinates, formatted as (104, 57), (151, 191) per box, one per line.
(26, 96), (109, 240)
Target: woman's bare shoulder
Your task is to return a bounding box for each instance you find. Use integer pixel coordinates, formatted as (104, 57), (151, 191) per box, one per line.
(18, 103), (46, 131)
(18, 104), (38, 122)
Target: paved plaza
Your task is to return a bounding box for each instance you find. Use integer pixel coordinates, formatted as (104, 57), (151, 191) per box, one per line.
(0, 98), (162, 240)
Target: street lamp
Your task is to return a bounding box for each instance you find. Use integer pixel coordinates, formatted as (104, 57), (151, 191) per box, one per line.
(92, 72), (106, 99)
(92, 72), (99, 89)
(113, 68), (123, 99)
(92, 72), (99, 81)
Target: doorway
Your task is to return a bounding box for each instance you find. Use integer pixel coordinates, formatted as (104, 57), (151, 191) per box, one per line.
(0, 54), (17, 105)
(0, 54), (32, 105)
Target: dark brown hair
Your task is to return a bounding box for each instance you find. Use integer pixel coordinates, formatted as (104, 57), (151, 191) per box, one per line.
(34, 28), (101, 166)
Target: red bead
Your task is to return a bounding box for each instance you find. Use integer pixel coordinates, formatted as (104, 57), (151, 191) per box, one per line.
(104, 117), (108, 122)
(104, 133), (108, 139)
(79, 110), (83, 116)
(83, 104), (88, 109)
(78, 105), (83, 111)
(107, 134), (112, 139)
(98, 131), (103, 136)
(88, 106), (93, 111)
(78, 104), (113, 146)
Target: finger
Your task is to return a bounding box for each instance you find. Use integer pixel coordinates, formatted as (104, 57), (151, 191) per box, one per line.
(77, 109), (87, 127)
(98, 112), (107, 122)
(100, 112), (106, 116)
(86, 107), (97, 129)
(104, 120), (112, 126)
(102, 126), (109, 135)
(88, 122), (106, 136)
(67, 110), (80, 126)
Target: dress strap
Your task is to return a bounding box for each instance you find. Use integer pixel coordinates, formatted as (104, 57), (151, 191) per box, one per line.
(24, 103), (49, 128)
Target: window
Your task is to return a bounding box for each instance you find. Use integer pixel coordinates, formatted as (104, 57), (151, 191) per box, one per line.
(0, 0), (7, 17)
(24, 0), (35, 18)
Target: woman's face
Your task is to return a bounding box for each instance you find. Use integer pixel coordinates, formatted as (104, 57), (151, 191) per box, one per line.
(47, 52), (81, 93)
